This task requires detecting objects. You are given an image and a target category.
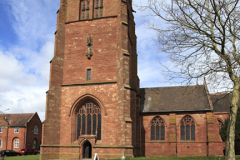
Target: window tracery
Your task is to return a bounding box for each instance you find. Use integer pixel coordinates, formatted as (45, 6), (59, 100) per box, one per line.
(80, 0), (90, 20)
(150, 116), (165, 141)
(77, 101), (101, 140)
(180, 115), (195, 141)
(94, 0), (103, 18)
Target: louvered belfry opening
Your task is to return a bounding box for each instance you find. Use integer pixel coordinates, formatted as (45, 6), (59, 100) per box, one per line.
(94, 0), (103, 18)
(150, 116), (165, 141)
(180, 115), (195, 141)
(77, 101), (101, 140)
(80, 0), (90, 20)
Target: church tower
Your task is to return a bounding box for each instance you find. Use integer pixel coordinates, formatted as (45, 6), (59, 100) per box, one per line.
(40, 0), (140, 159)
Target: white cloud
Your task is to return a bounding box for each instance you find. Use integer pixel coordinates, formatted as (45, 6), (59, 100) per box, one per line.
(1, 0), (228, 122)
(7, 0), (58, 49)
(0, 1), (59, 121)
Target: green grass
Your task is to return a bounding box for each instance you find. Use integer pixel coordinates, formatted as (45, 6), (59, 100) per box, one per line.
(3, 155), (39, 160)
(116, 155), (240, 160)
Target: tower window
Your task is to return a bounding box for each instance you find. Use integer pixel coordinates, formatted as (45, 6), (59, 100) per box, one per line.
(87, 69), (91, 81)
(77, 102), (101, 140)
(151, 116), (165, 141)
(80, 0), (90, 20)
(180, 115), (195, 141)
(94, 0), (103, 18)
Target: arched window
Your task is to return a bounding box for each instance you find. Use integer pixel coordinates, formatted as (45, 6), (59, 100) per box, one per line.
(218, 119), (224, 130)
(14, 139), (19, 148)
(94, 0), (103, 18)
(80, 0), (90, 20)
(180, 115), (195, 141)
(77, 101), (101, 140)
(0, 139), (2, 148)
(32, 139), (37, 149)
(151, 116), (165, 140)
(34, 126), (38, 135)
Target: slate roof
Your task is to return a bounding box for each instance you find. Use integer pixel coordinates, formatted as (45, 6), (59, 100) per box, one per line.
(140, 85), (211, 113)
(0, 113), (35, 127)
(211, 93), (232, 112)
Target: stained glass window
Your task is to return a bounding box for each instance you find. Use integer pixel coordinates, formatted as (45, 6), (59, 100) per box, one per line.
(97, 114), (101, 140)
(77, 102), (101, 140)
(87, 114), (91, 135)
(93, 114), (96, 134)
(180, 115), (195, 141)
(82, 114), (86, 135)
(150, 116), (165, 141)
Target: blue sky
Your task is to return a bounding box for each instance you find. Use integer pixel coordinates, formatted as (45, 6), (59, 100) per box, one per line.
(0, 0), (172, 121)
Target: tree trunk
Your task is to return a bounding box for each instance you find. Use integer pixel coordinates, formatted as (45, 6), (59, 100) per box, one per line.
(225, 82), (240, 160)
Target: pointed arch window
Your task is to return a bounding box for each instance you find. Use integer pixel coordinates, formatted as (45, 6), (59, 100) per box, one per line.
(77, 101), (101, 140)
(80, 0), (90, 20)
(180, 115), (195, 141)
(151, 116), (165, 141)
(94, 0), (103, 18)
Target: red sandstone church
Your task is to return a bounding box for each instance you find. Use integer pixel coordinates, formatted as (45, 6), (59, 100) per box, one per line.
(40, 0), (230, 159)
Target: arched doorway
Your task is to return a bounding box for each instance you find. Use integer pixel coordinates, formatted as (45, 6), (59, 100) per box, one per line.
(83, 141), (92, 158)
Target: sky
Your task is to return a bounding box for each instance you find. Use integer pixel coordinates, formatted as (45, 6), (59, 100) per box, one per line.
(0, 0), (170, 121)
(1, 0), (226, 121)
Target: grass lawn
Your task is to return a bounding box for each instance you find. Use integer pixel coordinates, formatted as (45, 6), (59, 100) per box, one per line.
(2, 155), (240, 160)
(122, 156), (240, 160)
(3, 155), (39, 160)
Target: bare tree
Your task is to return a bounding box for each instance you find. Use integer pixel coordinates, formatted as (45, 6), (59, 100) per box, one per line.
(140, 0), (240, 159)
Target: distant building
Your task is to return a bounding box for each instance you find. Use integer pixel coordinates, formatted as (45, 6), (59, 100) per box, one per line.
(40, 0), (232, 159)
(0, 112), (42, 152)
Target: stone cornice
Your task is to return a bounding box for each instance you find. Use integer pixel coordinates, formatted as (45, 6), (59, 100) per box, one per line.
(61, 81), (117, 86)
(65, 15), (118, 24)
